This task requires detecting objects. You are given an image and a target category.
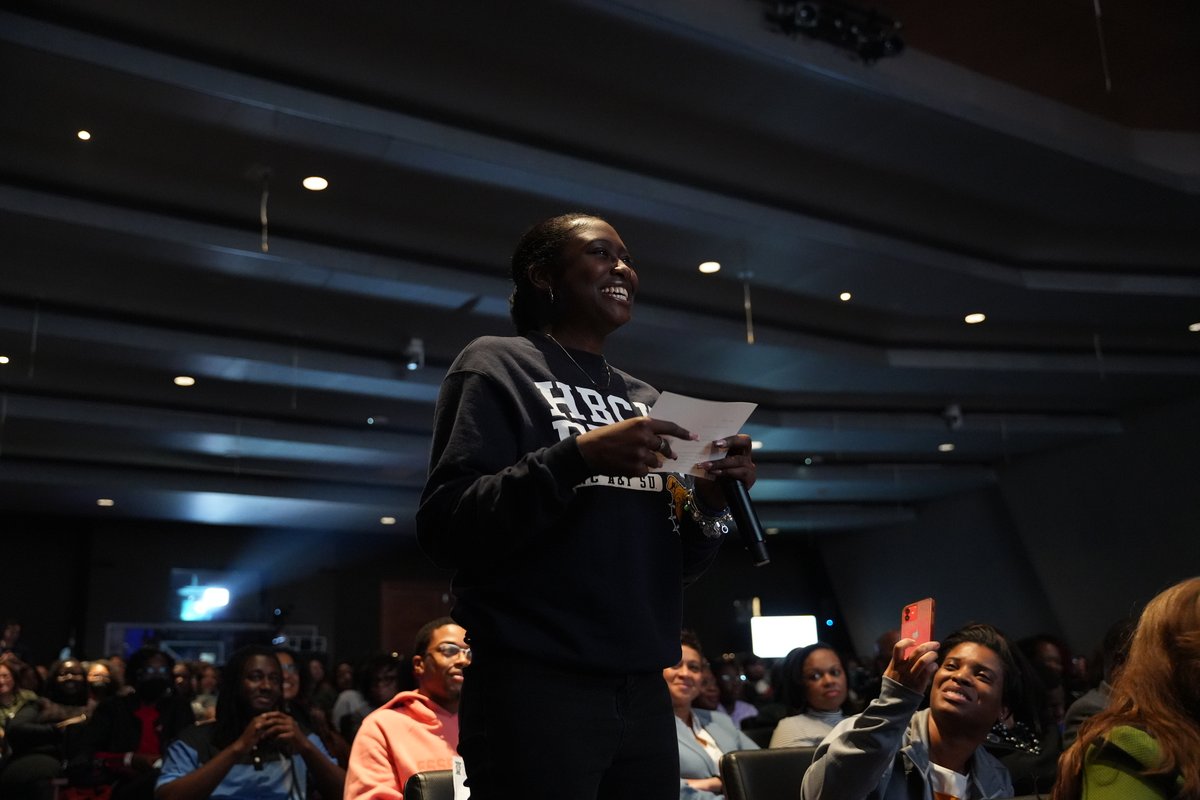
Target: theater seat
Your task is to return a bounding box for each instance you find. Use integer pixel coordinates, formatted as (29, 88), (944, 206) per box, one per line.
(403, 769), (455, 800)
(720, 746), (818, 800)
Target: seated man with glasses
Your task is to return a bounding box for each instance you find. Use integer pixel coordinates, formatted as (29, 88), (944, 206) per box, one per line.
(345, 617), (468, 800)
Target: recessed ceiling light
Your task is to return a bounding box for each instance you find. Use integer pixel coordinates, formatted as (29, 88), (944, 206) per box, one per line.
(964, 312), (986, 324)
(302, 176), (329, 191)
(173, 376), (196, 387)
(1188, 322), (1200, 332)
(380, 516), (397, 525)
(839, 292), (852, 302)
(937, 442), (955, 452)
(96, 498), (115, 507)
(751, 440), (763, 450)
(698, 261), (721, 274)
(766, 527), (780, 536)
(0, 356), (9, 364)
(77, 130), (92, 141)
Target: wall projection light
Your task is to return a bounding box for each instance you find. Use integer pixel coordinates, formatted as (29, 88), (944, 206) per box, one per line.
(178, 576), (231, 621)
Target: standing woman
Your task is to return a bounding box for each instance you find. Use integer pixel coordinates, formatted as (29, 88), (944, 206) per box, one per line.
(769, 643), (850, 748)
(417, 213), (756, 800)
(1053, 576), (1200, 800)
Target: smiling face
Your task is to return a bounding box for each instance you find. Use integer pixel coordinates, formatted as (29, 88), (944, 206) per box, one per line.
(413, 624), (469, 712)
(930, 642), (1007, 737)
(276, 651), (300, 702)
(88, 663), (111, 684)
(800, 647), (848, 713)
(662, 643), (704, 712)
(239, 654), (283, 716)
(542, 219), (638, 350)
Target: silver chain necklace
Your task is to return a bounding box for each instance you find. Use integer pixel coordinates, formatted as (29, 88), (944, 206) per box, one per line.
(536, 332), (612, 390)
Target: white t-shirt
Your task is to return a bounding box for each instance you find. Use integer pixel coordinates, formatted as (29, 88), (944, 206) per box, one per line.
(928, 761), (969, 800)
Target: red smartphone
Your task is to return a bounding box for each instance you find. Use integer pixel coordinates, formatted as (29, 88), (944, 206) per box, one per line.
(900, 598), (935, 659)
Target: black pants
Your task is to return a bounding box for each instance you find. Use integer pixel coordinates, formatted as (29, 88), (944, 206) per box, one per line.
(457, 654), (679, 800)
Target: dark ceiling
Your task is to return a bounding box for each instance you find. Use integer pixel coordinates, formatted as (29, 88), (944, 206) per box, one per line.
(1, 0), (1198, 536)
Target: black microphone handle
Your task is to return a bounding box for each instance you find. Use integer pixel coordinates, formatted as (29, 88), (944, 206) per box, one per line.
(719, 477), (770, 567)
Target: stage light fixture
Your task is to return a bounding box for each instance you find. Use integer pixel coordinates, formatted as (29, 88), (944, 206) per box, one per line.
(404, 338), (425, 371)
(764, 0), (903, 63)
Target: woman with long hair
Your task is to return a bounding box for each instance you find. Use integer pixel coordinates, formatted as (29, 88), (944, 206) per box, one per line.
(1053, 576), (1200, 800)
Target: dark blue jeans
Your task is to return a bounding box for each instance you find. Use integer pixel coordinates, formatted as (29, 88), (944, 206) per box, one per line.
(457, 653), (679, 799)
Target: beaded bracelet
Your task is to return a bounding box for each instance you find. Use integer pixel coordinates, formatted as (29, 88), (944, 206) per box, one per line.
(684, 491), (734, 539)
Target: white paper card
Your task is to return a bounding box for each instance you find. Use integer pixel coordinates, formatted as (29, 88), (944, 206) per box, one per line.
(649, 391), (757, 478)
(452, 756), (471, 798)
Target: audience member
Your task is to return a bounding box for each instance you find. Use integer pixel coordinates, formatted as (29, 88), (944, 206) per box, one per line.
(711, 658), (758, 729)
(857, 628), (900, 704)
(334, 661), (355, 694)
(769, 643), (849, 748)
(333, 653), (402, 742)
(740, 654), (773, 706)
(1053, 576), (1200, 800)
(802, 623), (1017, 800)
(1020, 633), (1086, 703)
(1, 621), (33, 665)
(694, 664), (721, 712)
(81, 647), (195, 800)
(0, 660), (39, 768)
(87, 659), (122, 707)
(275, 648), (349, 767)
(1061, 617), (1134, 748)
(345, 618), (467, 799)
(107, 654), (136, 697)
(305, 655), (338, 717)
(156, 645), (344, 800)
(192, 664), (218, 722)
(0, 658), (90, 800)
(982, 644), (1060, 796)
(670, 632), (758, 800)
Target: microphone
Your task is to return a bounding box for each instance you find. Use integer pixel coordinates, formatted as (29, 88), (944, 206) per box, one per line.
(719, 477), (770, 566)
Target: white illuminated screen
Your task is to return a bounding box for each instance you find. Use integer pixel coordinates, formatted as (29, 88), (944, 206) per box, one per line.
(750, 615), (819, 658)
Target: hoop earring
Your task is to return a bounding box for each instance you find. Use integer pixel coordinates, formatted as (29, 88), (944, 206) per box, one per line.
(548, 288), (555, 305)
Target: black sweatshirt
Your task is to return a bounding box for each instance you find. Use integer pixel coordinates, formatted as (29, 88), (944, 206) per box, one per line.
(416, 334), (724, 674)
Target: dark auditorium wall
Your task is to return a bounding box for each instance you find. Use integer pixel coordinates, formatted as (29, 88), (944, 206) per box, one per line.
(820, 394), (1200, 661)
(1000, 395), (1200, 656)
(819, 486), (1055, 661)
(684, 535), (853, 658)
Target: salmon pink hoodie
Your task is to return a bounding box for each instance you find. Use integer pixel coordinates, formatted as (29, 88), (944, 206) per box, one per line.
(345, 690), (459, 800)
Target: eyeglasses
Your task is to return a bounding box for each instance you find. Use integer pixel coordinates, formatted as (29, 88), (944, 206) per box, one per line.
(138, 666), (169, 677)
(427, 643), (472, 661)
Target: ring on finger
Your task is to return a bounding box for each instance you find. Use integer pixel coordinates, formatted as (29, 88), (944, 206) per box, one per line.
(656, 437), (671, 456)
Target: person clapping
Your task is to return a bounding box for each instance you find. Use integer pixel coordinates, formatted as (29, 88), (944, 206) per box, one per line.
(156, 646), (344, 800)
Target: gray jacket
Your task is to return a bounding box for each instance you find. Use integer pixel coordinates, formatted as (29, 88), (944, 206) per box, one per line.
(677, 708), (759, 800)
(801, 677), (1013, 800)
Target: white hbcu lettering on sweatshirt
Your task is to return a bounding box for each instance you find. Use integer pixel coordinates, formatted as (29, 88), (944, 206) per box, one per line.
(535, 381), (650, 430)
(575, 474), (664, 492)
(535, 380), (586, 420)
(575, 387), (616, 425)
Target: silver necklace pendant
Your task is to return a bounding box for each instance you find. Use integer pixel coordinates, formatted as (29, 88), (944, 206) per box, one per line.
(538, 332), (612, 391)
